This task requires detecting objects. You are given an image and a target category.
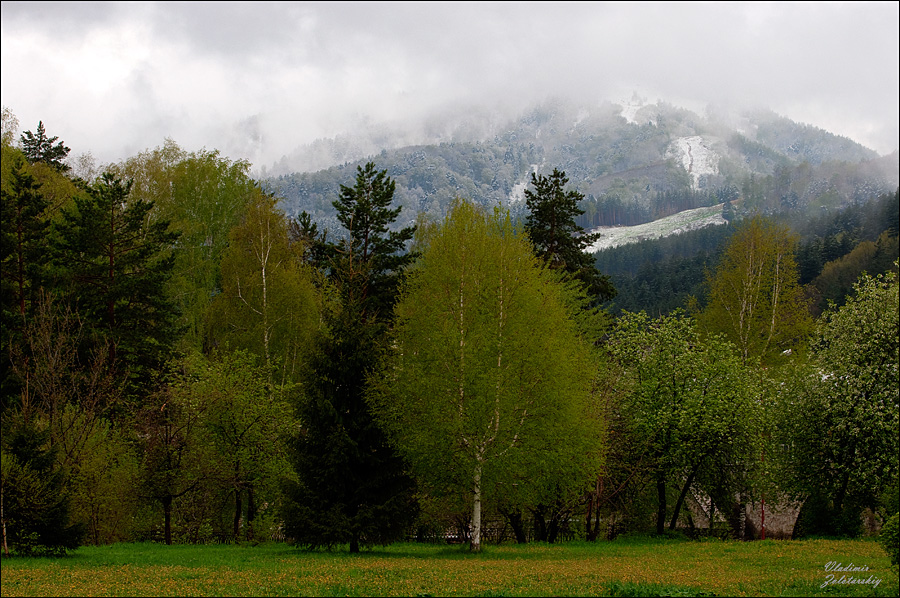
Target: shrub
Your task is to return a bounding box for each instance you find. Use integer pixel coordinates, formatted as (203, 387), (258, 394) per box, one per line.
(879, 513), (899, 569)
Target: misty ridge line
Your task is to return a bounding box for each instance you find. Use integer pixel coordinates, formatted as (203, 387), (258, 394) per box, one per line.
(262, 96), (897, 243)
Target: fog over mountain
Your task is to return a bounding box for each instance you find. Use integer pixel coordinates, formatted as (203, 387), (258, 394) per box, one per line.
(2, 2), (898, 174)
(267, 97), (899, 241)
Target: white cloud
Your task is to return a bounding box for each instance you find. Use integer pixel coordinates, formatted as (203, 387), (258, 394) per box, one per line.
(2, 1), (897, 171)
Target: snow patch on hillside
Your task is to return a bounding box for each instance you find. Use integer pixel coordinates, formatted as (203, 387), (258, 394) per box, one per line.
(618, 94), (658, 126)
(620, 102), (642, 125)
(666, 136), (719, 190)
(584, 204), (726, 253)
(508, 164), (540, 204)
(506, 164), (539, 205)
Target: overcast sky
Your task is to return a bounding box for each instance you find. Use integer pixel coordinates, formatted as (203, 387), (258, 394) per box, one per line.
(2, 1), (898, 174)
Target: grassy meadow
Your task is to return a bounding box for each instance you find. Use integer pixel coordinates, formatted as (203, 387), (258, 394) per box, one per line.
(1, 538), (897, 597)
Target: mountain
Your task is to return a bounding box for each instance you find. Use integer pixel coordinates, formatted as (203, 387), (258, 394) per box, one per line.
(265, 97), (899, 240)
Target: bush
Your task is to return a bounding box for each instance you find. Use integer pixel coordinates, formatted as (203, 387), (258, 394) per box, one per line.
(879, 513), (899, 569)
(1, 414), (85, 555)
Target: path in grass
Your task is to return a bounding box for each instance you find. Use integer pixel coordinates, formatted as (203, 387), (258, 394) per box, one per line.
(1, 539), (896, 597)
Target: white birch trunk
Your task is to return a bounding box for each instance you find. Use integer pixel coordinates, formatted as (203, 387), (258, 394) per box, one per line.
(471, 461), (482, 552)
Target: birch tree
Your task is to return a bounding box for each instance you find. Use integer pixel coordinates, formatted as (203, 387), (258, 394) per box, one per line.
(701, 215), (812, 366)
(208, 192), (318, 390)
(371, 200), (599, 552)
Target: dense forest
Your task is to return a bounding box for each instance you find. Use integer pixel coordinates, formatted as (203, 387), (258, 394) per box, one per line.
(1, 107), (897, 556)
(595, 190), (899, 316)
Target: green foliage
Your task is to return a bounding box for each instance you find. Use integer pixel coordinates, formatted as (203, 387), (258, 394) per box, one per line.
(283, 315), (418, 551)
(330, 161), (417, 319)
(283, 162), (417, 553)
(371, 199), (600, 551)
(880, 513), (899, 569)
(134, 373), (211, 545)
(20, 121), (70, 172)
(175, 351), (295, 542)
(700, 215), (812, 366)
(207, 193), (319, 388)
(606, 311), (761, 536)
(49, 172), (181, 396)
(1, 413), (84, 555)
(60, 405), (140, 545)
(0, 154), (50, 411)
(524, 168), (616, 302)
(110, 141), (260, 353)
(779, 267), (899, 536)
(0, 155), (49, 320)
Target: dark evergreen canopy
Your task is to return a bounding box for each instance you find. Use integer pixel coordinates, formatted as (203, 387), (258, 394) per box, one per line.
(283, 162), (417, 552)
(49, 172), (181, 395)
(524, 168), (616, 302)
(20, 121), (71, 172)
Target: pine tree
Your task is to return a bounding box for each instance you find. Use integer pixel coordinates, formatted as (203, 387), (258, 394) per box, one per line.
(1, 156), (49, 412)
(283, 162), (417, 552)
(1, 156), (49, 320)
(331, 161), (417, 318)
(524, 169), (616, 302)
(1, 413), (85, 555)
(49, 172), (181, 397)
(20, 121), (71, 172)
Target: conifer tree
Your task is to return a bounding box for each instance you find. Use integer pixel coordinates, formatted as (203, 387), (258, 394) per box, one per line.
(330, 161), (417, 318)
(49, 173), (180, 397)
(524, 169), (616, 302)
(1, 156), (50, 412)
(283, 162), (417, 552)
(1, 413), (85, 555)
(20, 121), (71, 172)
(1, 157), (48, 320)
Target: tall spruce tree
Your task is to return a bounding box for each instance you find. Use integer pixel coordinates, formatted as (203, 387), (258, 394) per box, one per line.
(1, 412), (85, 555)
(49, 172), (181, 398)
(283, 162), (417, 552)
(1, 156), (50, 411)
(20, 121), (71, 173)
(1, 157), (48, 320)
(524, 168), (616, 302)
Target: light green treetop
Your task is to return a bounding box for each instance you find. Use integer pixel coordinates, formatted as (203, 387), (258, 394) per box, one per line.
(371, 199), (600, 551)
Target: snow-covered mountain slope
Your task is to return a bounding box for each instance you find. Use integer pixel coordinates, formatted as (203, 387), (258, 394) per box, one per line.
(584, 204), (727, 253)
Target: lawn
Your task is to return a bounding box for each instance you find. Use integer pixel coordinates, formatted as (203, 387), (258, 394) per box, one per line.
(1, 538), (896, 597)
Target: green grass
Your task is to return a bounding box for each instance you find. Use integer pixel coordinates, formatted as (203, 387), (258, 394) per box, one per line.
(1, 539), (897, 596)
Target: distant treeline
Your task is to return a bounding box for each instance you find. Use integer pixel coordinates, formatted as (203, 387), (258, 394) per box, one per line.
(594, 190), (899, 316)
(577, 188), (725, 229)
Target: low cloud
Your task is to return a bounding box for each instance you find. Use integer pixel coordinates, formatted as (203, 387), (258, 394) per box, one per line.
(2, 1), (897, 172)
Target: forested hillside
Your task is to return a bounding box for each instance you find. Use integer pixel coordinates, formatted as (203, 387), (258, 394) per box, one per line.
(268, 98), (898, 236)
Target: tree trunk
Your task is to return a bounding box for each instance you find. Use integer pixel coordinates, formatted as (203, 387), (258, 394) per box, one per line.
(669, 464), (700, 531)
(163, 496), (173, 545)
(246, 485), (256, 542)
(233, 488), (243, 540)
(350, 536), (360, 553)
(501, 508), (528, 544)
(656, 474), (667, 535)
(547, 511), (562, 544)
(585, 492), (596, 541)
(532, 506), (548, 542)
(2, 485), (9, 555)
(471, 463), (482, 552)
